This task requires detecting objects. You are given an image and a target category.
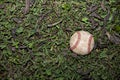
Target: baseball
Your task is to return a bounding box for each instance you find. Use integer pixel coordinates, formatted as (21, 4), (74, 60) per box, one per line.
(70, 31), (94, 55)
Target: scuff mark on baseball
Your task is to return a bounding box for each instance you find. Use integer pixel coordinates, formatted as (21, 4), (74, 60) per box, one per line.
(70, 31), (94, 55)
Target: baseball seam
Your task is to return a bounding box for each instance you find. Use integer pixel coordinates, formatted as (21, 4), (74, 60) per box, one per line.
(70, 32), (81, 50)
(87, 35), (93, 53)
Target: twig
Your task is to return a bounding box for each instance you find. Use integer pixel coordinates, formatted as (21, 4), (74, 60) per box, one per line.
(47, 19), (63, 27)
(101, 0), (107, 11)
(23, 0), (30, 14)
(87, 4), (98, 12)
(90, 12), (103, 21)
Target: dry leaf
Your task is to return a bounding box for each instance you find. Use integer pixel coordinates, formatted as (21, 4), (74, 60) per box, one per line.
(106, 32), (120, 44)
(13, 18), (23, 24)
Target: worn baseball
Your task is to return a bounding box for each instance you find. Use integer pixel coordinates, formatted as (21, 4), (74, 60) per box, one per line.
(70, 31), (94, 55)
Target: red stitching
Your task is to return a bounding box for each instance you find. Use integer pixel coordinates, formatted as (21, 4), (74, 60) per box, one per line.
(88, 35), (93, 53)
(70, 32), (81, 50)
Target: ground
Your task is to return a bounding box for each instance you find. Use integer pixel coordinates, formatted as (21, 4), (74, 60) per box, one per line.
(0, 0), (120, 80)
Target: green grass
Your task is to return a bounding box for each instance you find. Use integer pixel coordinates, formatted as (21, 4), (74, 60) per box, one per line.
(0, 0), (120, 80)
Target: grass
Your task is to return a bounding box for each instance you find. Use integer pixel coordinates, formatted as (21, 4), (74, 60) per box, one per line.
(0, 0), (120, 80)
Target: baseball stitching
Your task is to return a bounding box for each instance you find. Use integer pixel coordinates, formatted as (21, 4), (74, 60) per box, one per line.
(70, 32), (81, 50)
(87, 35), (93, 53)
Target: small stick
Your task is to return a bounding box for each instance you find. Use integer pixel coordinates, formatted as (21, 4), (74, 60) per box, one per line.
(23, 0), (30, 14)
(101, 0), (107, 11)
(90, 12), (103, 21)
(47, 19), (63, 27)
